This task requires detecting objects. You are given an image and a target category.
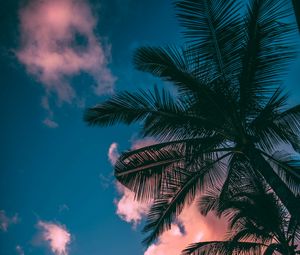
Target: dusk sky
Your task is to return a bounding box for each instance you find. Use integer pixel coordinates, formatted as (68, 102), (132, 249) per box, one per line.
(1, 0), (300, 255)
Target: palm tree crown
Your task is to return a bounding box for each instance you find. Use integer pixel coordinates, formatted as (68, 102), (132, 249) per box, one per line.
(183, 172), (300, 255)
(85, 0), (300, 247)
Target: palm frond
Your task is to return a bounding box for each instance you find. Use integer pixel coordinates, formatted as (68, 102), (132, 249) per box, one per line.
(263, 243), (284, 255)
(249, 88), (299, 151)
(142, 152), (231, 246)
(245, 148), (300, 222)
(84, 86), (184, 127)
(275, 104), (300, 152)
(115, 136), (230, 201)
(133, 46), (239, 137)
(175, 0), (242, 80)
(181, 240), (264, 255)
(133, 46), (209, 93)
(262, 151), (300, 195)
(239, 0), (295, 118)
(199, 153), (258, 217)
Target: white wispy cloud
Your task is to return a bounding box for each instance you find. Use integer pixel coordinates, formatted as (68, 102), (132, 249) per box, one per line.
(108, 142), (120, 165)
(37, 221), (71, 255)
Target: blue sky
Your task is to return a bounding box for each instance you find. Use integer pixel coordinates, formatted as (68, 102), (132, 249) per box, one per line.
(0, 1), (181, 255)
(0, 0), (300, 255)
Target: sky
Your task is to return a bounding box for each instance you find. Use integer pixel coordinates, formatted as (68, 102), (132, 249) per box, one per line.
(0, 0), (300, 255)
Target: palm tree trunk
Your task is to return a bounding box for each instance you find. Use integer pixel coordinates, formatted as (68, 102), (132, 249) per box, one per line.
(244, 147), (300, 222)
(292, 0), (300, 33)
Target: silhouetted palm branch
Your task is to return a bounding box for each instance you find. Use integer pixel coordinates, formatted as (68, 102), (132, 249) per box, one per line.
(192, 176), (300, 255)
(84, 0), (300, 247)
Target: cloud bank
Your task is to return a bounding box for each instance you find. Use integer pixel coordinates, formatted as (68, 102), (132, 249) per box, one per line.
(0, 210), (19, 232)
(17, 0), (116, 110)
(37, 221), (71, 255)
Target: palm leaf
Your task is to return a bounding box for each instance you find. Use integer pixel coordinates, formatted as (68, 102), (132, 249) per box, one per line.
(181, 240), (264, 255)
(262, 151), (300, 195)
(133, 46), (243, 140)
(133, 46), (209, 93)
(115, 136), (230, 201)
(175, 0), (242, 79)
(239, 0), (295, 118)
(142, 152), (231, 246)
(249, 88), (300, 152)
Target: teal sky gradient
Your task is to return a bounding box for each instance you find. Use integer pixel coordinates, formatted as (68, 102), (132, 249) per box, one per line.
(0, 1), (299, 255)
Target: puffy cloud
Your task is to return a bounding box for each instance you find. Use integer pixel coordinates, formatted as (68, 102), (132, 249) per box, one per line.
(114, 182), (150, 227)
(108, 142), (119, 165)
(0, 210), (19, 232)
(17, 0), (116, 105)
(108, 140), (152, 227)
(108, 138), (156, 166)
(37, 221), (71, 255)
(144, 202), (227, 255)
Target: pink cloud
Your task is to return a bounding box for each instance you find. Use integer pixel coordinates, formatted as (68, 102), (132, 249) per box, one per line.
(144, 202), (227, 255)
(108, 142), (119, 165)
(130, 137), (156, 150)
(37, 221), (71, 255)
(0, 210), (19, 232)
(108, 141), (152, 227)
(17, 0), (116, 105)
(114, 182), (151, 227)
(43, 118), (59, 128)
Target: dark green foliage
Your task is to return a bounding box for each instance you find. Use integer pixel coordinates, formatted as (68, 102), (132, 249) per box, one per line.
(190, 177), (300, 255)
(84, 0), (300, 249)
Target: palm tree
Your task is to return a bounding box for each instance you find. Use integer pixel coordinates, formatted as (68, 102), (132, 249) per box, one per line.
(85, 0), (300, 246)
(182, 171), (300, 255)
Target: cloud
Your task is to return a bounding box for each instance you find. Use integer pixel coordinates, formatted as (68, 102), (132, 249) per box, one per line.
(144, 202), (227, 255)
(108, 142), (120, 165)
(0, 210), (19, 232)
(37, 221), (71, 255)
(130, 137), (156, 150)
(108, 140), (152, 227)
(16, 245), (25, 255)
(17, 0), (116, 105)
(43, 118), (59, 128)
(114, 182), (150, 227)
